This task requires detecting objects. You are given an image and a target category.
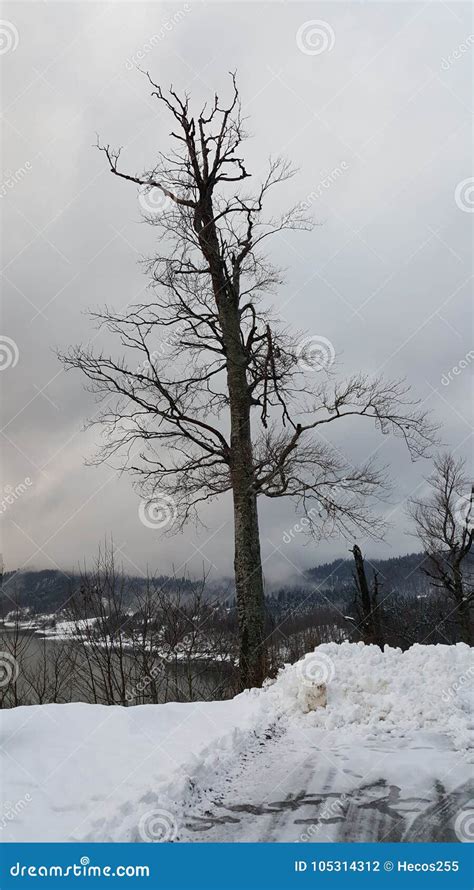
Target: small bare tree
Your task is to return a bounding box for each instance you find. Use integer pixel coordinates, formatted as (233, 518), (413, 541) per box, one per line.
(61, 74), (436, 688)
(65, 547), (145, 705)
(0, 602), (34, 708)
(350, 544), (384, 648)
(408, 453), (473, 644)
(23, 637), (75, 705)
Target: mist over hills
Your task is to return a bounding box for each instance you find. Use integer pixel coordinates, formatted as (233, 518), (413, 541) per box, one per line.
(0, 552), (443, 618)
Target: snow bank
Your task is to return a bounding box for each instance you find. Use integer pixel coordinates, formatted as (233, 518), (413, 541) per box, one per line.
(269, 641), (473, 752)
(0, 642), (471, 842)
(0, 691), (266, 842)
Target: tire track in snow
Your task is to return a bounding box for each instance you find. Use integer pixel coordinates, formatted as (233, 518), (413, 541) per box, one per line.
(180, 720), (471, 843)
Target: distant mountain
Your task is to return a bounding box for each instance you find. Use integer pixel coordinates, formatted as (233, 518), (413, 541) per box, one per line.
(306, 552), (442, 598)
(0, 569), (202, 617)
(2, 551), (469, 618)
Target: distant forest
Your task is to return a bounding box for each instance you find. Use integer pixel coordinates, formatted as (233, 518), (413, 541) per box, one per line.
(0, 552), (453, 618)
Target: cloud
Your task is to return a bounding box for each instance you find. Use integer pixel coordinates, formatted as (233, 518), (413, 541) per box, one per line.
(1, 1), (472, 579)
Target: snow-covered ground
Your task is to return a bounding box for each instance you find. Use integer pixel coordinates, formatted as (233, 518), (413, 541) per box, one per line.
(1, 614), (100, 639)
(0, 643), (472, 842)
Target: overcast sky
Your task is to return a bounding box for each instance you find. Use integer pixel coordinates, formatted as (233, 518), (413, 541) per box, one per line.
(1, 0), (472, 585)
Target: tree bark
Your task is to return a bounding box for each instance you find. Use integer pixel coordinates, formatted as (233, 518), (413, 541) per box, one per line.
(231, 420), (266, 689)
(351, 544), (384, 648)
(452, 566), (472, 645)
(223, 304), (266, 689)
(195, 199), (266, 688)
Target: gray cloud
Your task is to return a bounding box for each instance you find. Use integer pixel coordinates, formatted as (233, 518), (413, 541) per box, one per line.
(1, 0), (472, 582)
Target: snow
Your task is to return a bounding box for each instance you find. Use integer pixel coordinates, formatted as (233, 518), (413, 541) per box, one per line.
(1, 615), (235, 660)
(0, 691), (264, 842)
(1, 615), (100, 639)
(42, 618), (101, 638)
(268, 641), (474, 752)
(0, 642), (472, 842)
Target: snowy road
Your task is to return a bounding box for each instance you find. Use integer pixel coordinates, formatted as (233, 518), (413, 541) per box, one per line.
(2, 643), (471, 843)
(179, 720), (472, 843)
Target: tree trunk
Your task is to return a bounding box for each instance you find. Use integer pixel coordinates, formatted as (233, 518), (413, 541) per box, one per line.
(351, 544), (383, 648)
(225, 308), (266, 689)
(453, 568), (472, 645)
(232, 462), (266, 689)
(196, 199), (266, 688)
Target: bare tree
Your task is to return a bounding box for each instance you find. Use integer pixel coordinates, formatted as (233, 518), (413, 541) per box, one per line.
(350, 544), (384, 648)
(0, 601), (35, 708)
(408, 453), (473, 644)
(23, 637), (75, 705)
(60, 74), (436, 688)
(64, 546), (236, 705)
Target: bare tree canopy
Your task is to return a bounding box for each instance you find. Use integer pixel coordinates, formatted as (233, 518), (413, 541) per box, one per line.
(60, 74), (437, 688)
(409, 453), (473, 644)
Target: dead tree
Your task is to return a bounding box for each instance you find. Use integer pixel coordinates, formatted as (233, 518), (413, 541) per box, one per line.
(60, 74), (437, 688)
(350, 544), (384, 648)
(408, 453), (473, 644)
